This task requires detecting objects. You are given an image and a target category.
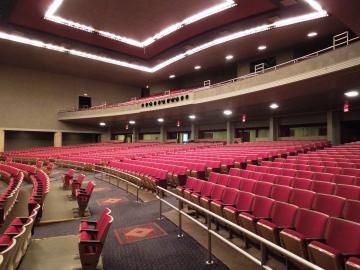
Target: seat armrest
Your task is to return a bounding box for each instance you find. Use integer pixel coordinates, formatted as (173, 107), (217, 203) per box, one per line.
(80, 229), (98, 233)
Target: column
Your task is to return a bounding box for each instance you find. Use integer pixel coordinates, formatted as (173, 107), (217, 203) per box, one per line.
(269, 117), (279, 141)
(132, 128), (139, 143)
(226, 120), (234, 144)
(100, 130), (111, 142)
(0, 129), (4, 153)
(160, 125), (167, 143)
(54, 131), (62, 147)
(327, 111), (341, 145)
(190, 123), (198, 141)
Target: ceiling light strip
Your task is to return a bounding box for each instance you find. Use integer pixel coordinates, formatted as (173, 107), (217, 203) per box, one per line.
(44, 0), (237, 48)
(0, 1), (327, 73)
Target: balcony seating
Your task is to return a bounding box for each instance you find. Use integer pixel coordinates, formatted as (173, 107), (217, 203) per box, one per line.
(63, 169), (75, 190)
(79, 209), (113, 270)
(76, 181), (95, 217)
(280, 209), (328, 259)
(308, 218), (360, 270)
(256, 201), (298, 245)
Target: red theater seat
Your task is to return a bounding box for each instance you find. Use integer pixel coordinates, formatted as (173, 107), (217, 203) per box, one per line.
(271, 185), (292, 202)
(280, 209), (328, 259)
(199, 184), (225, 210)
(289, 189), (315, 208)
(346, 257), (360, 270)
(210, 188), (239, 218)
(335, 184), (360, 200)
(312, 194), (345, 217)
(256, 201), (298, 245)
(238, 196), (274, 234)
(76, 181), (95, 217)
(308, 218), (360, 270)
(310, 181), (336, 195)
(223, 191), (254, 224)
(342, 200), (360, 223)
(253, 182), (273, 197)
(227, 176), (242, 189)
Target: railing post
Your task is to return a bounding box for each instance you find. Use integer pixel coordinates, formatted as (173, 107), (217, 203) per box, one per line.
(260, 243), (268, 266)
(158, 189), (163, 220)
(177, 199), (184, 238)
(206, 213), (214, 265)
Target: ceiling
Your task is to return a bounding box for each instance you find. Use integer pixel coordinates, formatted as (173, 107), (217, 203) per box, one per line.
(0, 0), (357, 86)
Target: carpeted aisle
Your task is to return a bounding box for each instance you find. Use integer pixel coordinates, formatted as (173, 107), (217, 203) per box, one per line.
(34, 170), (229, 270)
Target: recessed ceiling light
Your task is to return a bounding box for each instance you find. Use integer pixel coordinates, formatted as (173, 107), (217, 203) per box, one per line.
(223, 110), (232, 116)
(258, 45), (267, 51)
(194, 65), (202, 70)
(129, 120), (136, 124)
(344, 91), (359, 98)
(157, 118), (164, 123)
(189, 115), (196, 119)
(146, 85), (150, 88)
(169, 74), (176, 79)
(307, 32), (318, 37)
(225, 55), (234, 60)
(99, 122), (106, 126)
(269, 103), (279, 109)
(83, 93), (88, 96)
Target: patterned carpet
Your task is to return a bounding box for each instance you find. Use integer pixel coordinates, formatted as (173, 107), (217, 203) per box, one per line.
(35, 169), (229, 270)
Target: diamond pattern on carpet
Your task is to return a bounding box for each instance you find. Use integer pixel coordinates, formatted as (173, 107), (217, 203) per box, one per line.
(96, 197), (129, 206)
(114, 222), (168, 245)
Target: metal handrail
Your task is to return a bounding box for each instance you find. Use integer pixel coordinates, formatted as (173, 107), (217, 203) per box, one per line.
(195, 36), (359, 91)
(156, 186), (324, 270)
(93, 165), (142, 203)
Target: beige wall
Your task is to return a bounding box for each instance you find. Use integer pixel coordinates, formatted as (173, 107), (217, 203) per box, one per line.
(0, 64), (140, 132)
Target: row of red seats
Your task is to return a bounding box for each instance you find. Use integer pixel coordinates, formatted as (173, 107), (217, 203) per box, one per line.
(176, 178), (360, 270)
(274, 157), (360, 169)
(122, 159), (187, 186)
(75, 181), (95, 217)
(0, 172), (23, 224)
(0, 204), (40, 269)
(109, 161), (167, 190)
(258, 162), (360, 183)
(79, 208), (113, 270)
(228, 168), (360, 200)
(179, 175), (359, 222)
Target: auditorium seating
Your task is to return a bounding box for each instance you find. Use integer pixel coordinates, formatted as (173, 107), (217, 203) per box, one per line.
(63, 169), (75, 190)
(346, 257), (360, 270)
(0, 204), (40, 270)
(280, 209), (329, 259)
(79, 208), (111, 231)
(76, 181), (95, 217)
(79, 208), (113, 270)
(71, 174), (85, 198)
(308, 218), (360, 270)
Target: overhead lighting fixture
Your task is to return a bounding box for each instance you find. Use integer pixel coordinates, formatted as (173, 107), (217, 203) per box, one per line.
(169, 74), (176, 79)
(344, 90), (359, 98)
(146, 85), (150, 88)
(129, 120), (136, 124)
(0, 1), (327, 73)
(307, 32), (318, 37)
(44, 0), (237, 48)
(83, 93), (88, 96)
(258, 45), (267, 51)
(225, 55), (234, 60)
(189, 115), (196, 119)
(157, 118), (164, 123)
(269, 103), (279, 109)
(194, 65), (202, 70)
(223, 110), (232, 116)
(99, 122), (106, 126)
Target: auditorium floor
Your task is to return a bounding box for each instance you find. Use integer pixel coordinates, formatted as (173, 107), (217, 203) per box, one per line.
(27, 169), (230, 270)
